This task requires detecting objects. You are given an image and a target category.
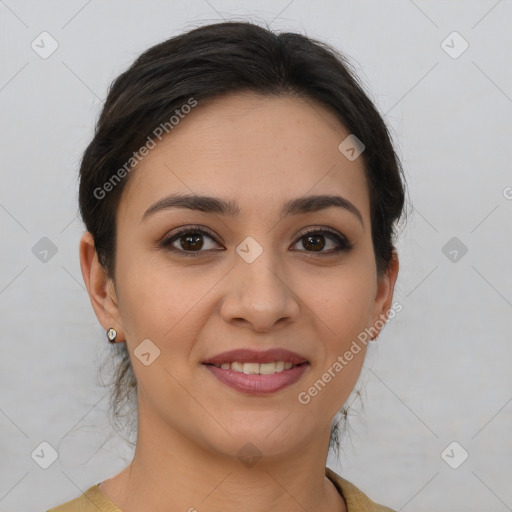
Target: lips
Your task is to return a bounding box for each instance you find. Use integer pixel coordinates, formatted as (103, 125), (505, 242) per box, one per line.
(202, 348), (310, 395)
(202, 348), (308, 366)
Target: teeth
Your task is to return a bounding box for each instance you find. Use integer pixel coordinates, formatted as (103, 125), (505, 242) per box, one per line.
(214, 361), (300, 374)
(231, 362), (244, 372)
(243, 363), (260, 375)
(259, 362), (276, 374)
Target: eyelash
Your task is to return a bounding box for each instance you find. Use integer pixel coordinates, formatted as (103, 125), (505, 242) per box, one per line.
(160, 225), (353, 257)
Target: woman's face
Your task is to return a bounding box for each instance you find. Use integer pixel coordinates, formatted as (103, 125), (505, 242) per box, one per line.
(85, 92), (398, 461)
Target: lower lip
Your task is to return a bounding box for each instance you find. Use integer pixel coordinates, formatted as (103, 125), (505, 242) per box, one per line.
(204, 363), (309, 395)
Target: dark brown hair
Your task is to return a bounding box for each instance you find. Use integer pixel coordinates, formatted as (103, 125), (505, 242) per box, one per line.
(79, 20), (407, 454)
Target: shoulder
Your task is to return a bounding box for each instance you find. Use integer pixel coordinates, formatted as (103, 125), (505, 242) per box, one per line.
(46, 483), (120, 512)
(326, 467), (396, 512)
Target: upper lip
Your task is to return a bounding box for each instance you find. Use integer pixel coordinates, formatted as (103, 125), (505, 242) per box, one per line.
(202, 348), (309, 366)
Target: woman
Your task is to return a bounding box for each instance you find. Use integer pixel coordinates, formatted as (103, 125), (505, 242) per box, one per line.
(48, 20), (405, 512)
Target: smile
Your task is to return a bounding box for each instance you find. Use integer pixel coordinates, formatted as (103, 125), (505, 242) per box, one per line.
(202, 348), (310, 394)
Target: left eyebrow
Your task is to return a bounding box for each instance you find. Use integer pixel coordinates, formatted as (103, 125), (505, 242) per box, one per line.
(141, 193), (364, 227)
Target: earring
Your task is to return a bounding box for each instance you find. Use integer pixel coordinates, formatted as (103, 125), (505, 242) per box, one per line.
(107, 328), (118, 343)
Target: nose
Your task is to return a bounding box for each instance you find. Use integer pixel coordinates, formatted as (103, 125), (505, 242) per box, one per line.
(219, 250), (300, 333)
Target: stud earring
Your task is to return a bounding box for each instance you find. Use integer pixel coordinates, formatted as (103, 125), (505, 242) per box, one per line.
(107, 328), (118, 343)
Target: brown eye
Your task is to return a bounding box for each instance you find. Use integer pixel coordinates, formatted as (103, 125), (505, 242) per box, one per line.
(161, 226), (352, 257)
(177, 233), (205, 251)
(303, 234), (325, 251)
(161, 227), (222, 256)
(292, 229), (352, 254)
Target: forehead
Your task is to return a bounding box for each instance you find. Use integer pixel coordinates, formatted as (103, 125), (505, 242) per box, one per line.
(118, 92), (370, 223)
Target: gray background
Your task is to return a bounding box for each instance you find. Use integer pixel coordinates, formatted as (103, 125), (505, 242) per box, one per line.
(1, 1), (511, 511)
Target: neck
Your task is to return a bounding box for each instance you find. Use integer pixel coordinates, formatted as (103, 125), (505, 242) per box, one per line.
(100, 404), (346, 512)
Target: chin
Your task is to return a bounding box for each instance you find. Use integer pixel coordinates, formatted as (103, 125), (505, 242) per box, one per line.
(204, 421), (312, 463)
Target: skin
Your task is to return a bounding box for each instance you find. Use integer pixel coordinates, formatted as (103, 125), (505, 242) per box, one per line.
(80, 92), (399, 512)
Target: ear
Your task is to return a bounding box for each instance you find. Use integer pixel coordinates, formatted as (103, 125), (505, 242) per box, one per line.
(79, 231), (125, 339)
(369, 250), (400, 340)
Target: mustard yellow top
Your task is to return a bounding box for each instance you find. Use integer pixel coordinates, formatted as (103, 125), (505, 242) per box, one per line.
(47, 467), (395, 512)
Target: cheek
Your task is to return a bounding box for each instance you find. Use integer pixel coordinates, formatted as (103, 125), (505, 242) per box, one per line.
(311, 263), (376, 339)
(302, 255), (375, 405)
(300, 275), (372, 419)
(116, 254), (216, 345)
